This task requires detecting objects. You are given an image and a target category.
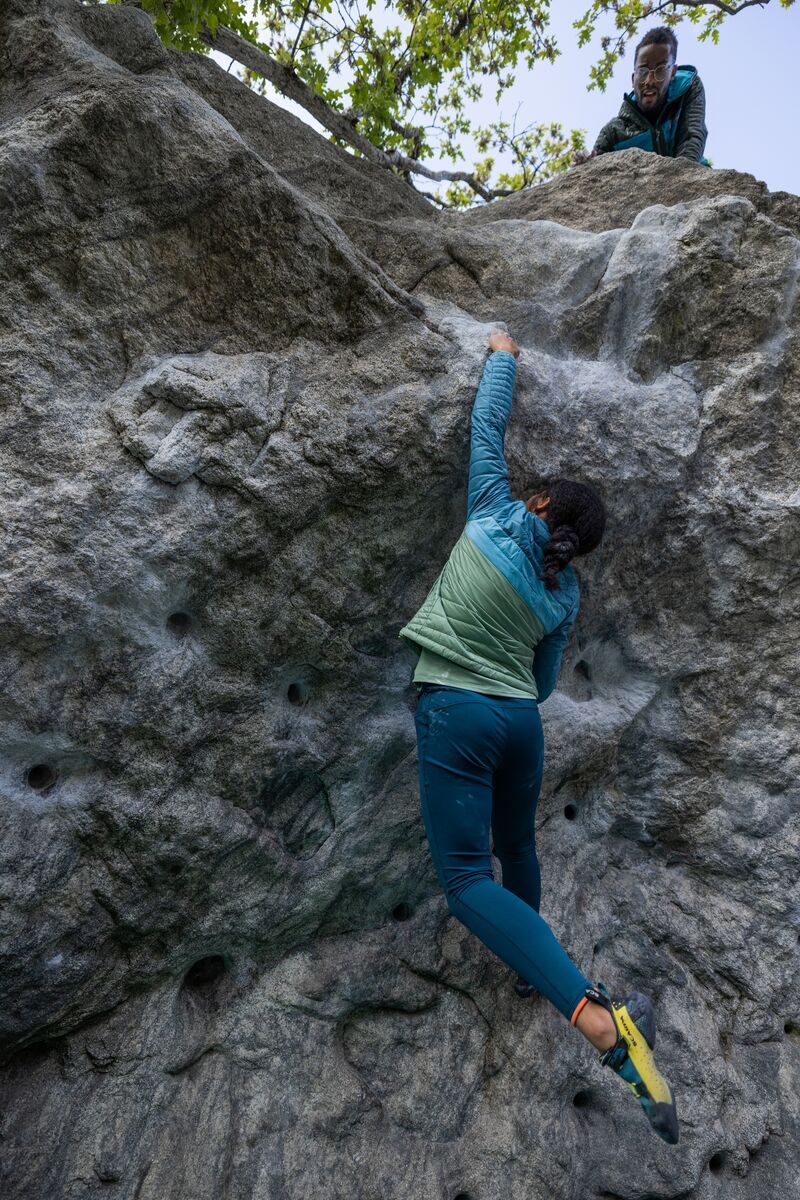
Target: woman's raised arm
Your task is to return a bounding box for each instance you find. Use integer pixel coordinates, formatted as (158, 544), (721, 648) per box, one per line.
(466, 331), (520, 521)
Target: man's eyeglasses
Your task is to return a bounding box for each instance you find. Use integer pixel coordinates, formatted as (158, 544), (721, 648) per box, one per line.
(634, 62), (673, 83)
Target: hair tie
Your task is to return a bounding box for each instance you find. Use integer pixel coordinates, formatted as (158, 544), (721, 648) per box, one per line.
(551, 526), (580, 556)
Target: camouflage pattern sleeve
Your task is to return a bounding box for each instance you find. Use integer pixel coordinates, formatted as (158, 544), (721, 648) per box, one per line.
(674, 75), (708, 162)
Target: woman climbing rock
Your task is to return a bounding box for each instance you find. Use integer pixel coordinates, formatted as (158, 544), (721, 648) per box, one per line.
(400, 329), (679, 1145)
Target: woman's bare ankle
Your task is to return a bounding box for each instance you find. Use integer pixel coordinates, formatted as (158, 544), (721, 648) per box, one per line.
(575, 1001), (617, 1052)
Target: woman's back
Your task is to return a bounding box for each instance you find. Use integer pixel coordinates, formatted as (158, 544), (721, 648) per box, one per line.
(400, 350), (579, 700)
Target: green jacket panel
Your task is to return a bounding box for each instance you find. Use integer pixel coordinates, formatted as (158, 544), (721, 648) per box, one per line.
(399, 530), (545, 699)
(412, 647), (537, 699)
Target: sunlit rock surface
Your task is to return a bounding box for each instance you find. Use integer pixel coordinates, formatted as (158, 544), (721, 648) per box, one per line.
(1, 2), (799, 1197)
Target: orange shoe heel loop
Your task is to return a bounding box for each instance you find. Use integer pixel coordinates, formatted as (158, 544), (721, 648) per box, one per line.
(570, 995), (590, 1026)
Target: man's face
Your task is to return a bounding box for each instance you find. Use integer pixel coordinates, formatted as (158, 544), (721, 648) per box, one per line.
(633, 43), (677, 114)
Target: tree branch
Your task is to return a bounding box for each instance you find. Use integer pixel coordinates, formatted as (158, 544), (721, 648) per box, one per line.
(594, 0), (768, 21)
(202, 23), (510, 201)
(664, 0), (767, 12)
(392, 0), (477, 97)
(289, 0), (313, 62)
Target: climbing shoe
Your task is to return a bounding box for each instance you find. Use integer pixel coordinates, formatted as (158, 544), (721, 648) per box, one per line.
(513, 973), (537, 999)
(574, 983), (679, 1145)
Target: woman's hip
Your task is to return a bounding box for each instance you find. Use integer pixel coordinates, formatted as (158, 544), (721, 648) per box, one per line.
(415, 684), (542, 771)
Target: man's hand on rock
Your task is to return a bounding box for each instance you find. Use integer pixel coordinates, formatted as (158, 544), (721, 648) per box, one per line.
(489, 330), (520, 358)
(572, 149), (597, 167)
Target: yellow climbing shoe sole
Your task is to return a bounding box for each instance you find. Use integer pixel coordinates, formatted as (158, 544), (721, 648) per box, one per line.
(615, 1002), (673, 1102)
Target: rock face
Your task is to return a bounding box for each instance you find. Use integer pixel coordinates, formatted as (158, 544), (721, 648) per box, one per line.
(1, 2), (799, 1197)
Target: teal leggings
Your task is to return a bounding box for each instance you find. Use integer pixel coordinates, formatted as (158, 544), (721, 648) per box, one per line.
(415, 684), (590, 1021)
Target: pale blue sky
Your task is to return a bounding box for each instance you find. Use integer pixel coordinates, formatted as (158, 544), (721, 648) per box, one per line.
(211, 1), (798, 198)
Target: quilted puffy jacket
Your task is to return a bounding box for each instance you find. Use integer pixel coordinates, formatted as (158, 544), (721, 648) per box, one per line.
(399, 351), (579, 701)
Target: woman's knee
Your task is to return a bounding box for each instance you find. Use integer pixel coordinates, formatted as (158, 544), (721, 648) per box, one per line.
(442, 869), (490, 914)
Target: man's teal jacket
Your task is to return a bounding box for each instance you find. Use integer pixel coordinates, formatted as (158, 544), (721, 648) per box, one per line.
(593, 65), (708, 162)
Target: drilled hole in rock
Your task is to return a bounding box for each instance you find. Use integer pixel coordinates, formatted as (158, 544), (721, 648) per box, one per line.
(573, 1089), (592, 1108)
(27, 764), (56, 791)
(709, 1153), (725, 1174)
(287, 682), (309, 706)
(183, 955), (226, 989)
(784, 1021), (794, 1034)
(574, 660), (591, 680)
(392, 902), (413, 922)
(564, 803), (578, 821)
(166, 611), (191, 637)
(453, 1194), (473, 1200)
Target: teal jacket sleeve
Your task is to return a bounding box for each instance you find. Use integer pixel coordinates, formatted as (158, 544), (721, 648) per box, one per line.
(532, 613), (575, 702)
(467, 351), (518, 520)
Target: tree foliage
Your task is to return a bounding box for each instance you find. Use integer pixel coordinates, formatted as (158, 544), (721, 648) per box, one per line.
(107, 0), (794, 206)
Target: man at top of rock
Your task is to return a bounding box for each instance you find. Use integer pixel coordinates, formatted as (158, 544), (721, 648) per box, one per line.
(592, 26), (708, 162)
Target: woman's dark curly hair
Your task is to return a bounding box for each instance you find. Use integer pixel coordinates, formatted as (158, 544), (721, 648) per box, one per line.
(531, 478), (606, 591)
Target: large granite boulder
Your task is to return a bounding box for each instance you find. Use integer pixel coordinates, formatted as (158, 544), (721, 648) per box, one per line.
(1, 2), (798, 1197)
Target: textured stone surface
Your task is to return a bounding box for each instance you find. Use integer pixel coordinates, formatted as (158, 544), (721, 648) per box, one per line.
(1, 2), (800, 1197)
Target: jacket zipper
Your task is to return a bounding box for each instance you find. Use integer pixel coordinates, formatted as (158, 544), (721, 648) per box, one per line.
(623, 95), (672, 156)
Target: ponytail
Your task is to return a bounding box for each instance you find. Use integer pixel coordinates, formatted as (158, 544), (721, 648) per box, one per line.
(534, 478), (607, 591)
(541, 525), (580, 590)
